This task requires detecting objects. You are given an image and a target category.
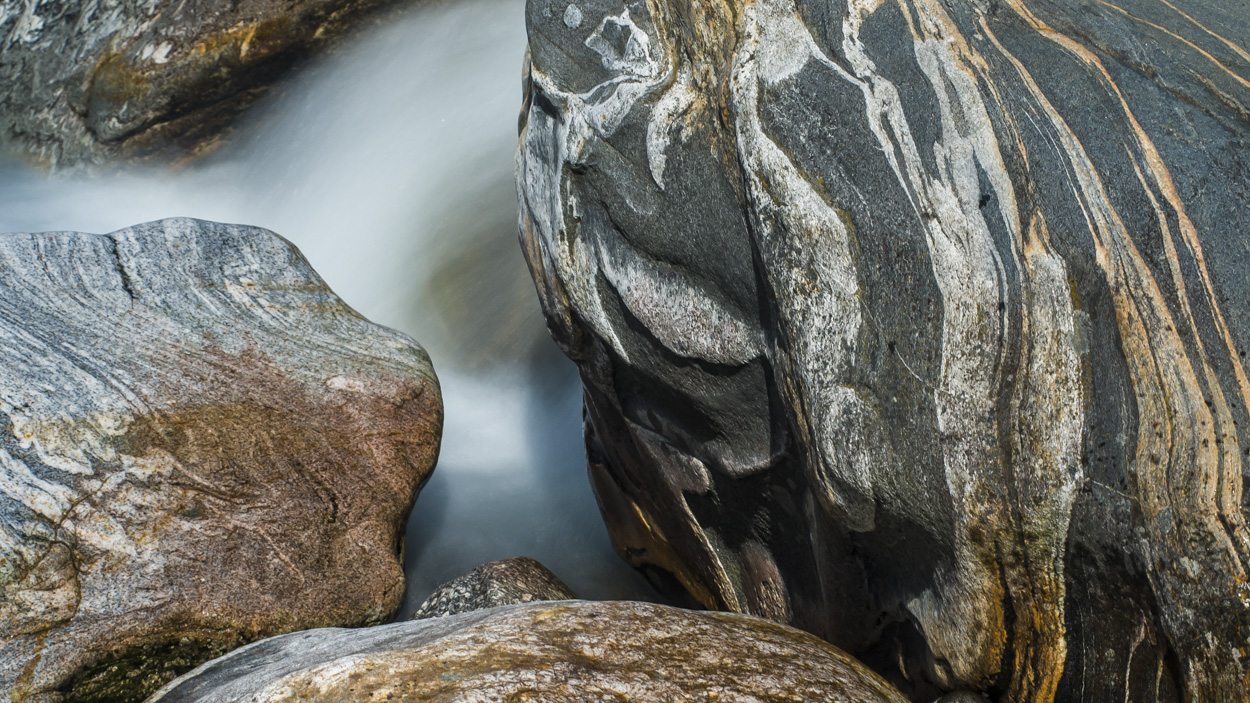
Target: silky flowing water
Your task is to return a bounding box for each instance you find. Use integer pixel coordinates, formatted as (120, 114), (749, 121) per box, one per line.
(0, 0), (658, 612)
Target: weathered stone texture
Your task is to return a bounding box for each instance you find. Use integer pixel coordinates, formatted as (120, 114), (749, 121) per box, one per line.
(516, 0), (1250, 700)
(0, 218), (442, 702)
(411, 556), (577, 619)
(0, 0), (411, 168)
(148, 600), (910, 702)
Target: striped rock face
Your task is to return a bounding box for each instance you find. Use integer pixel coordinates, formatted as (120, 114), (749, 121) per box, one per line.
(0, 219), (442, 702)
(516, 0), (1250, 700)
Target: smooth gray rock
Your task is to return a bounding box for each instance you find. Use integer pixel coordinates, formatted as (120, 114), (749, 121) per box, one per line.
(411, 556), (576, 619)
(0, 218), (442, 702)
(0, 0), (413, 168)
(516, 0), (1250, 700)
(148, 600), (909, 703)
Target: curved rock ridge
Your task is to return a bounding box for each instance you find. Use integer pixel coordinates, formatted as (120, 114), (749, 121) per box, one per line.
(0, 218), (442, 702)
(147, 600), (910, 702)
(0, 0), (413, 168)
(411, 556), (577, 619)
(515, 0), (1250, 700)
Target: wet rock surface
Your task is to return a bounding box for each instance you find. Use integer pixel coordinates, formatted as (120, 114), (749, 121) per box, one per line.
(0, 0), (413, 168)
(148, 600), (909, 702)
(411, 556), (576, 619)
(516, 0), (1250, 700)
(0, 218), (442, 702)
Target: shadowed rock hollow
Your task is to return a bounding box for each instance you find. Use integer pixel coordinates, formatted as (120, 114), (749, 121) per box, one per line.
(0, 218), (442, 702)
(147, 600), (910, 702)
(516, 0), (1250, 700)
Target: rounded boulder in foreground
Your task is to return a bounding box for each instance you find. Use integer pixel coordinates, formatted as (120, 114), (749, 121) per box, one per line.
(150, 600), (909, 702)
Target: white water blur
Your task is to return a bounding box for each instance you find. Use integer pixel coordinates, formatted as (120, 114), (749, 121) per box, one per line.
(0, 0), (658, 612)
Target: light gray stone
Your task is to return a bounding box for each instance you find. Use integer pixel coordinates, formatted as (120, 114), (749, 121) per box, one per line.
(0, 218), (442, 702)
(411, 556), (576, 619)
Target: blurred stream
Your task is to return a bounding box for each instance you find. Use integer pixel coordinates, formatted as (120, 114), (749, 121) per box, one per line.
(0, 0), (659, 613)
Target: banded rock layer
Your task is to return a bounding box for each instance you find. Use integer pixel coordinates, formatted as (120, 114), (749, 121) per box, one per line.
(0, 0), (410, 168)
(148, 600), (909, 702)
(516, 0), (1250, 700)
(0, 218), (442, 702)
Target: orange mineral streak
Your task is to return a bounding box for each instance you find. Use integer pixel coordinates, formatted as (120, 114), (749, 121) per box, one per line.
(987, 2), (1250, 697)
(1095, 0), (1250, 91)
(886, 2), (1081, 697)
(1155, 0), (1250, 66)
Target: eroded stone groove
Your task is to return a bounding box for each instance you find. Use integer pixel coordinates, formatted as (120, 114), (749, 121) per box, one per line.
(0, 218), (442, 702)
(516, 0), (1250, 699)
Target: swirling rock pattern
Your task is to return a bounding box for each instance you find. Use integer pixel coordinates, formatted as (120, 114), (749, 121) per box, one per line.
(411, 556), (577, 619)
(516, 0), (1250, 700)
(0, 218), (442, 702)
(147, 600), (909, 702)
(0, 0), (412, 168)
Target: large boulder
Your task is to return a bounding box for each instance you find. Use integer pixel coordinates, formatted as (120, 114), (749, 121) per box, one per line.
(147, 600), (909, 702)
(0, 218), (442, 702)
(0, 0), (412, 168)
(411, 556), (577, 619)
(516, 0), (1250, 700)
